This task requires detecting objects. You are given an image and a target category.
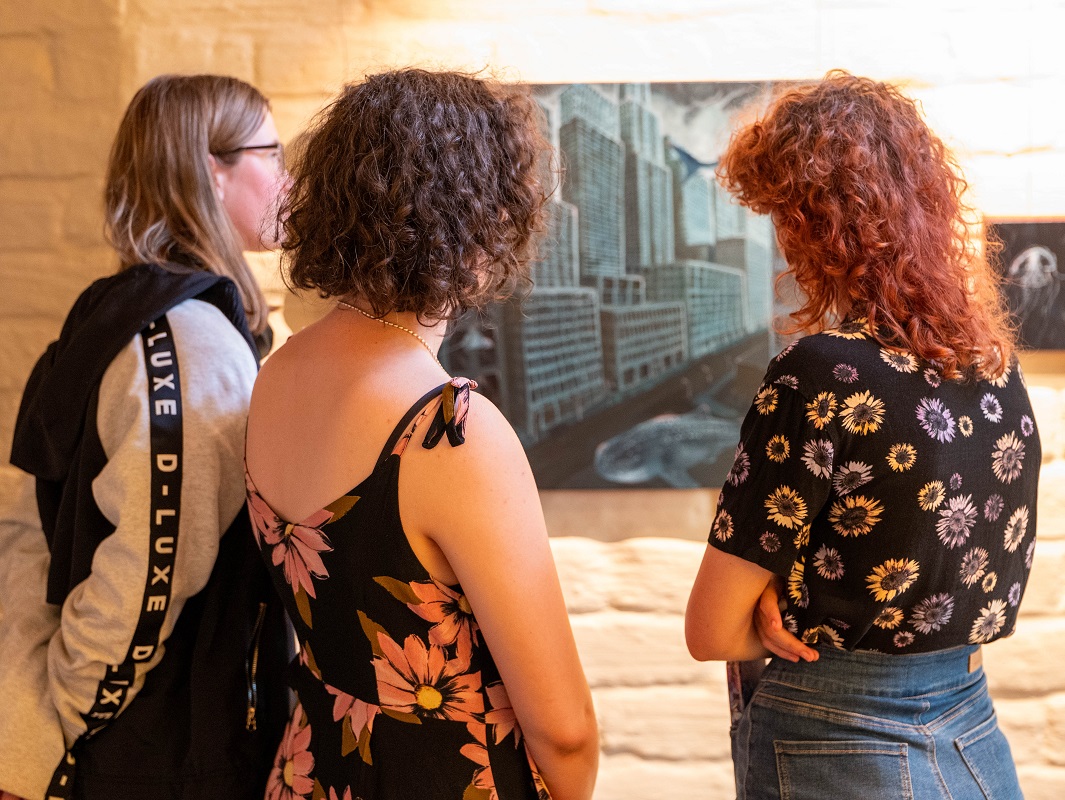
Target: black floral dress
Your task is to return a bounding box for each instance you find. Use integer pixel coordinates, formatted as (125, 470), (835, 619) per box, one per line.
(711, 320), (1041, 652)
(246, 379), (549, 800)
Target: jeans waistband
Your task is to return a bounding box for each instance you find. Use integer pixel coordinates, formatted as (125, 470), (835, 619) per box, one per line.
(762, 644), (982, 697)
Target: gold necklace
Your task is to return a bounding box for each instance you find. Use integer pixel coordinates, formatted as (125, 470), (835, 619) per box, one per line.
(337, 300), (448, 375)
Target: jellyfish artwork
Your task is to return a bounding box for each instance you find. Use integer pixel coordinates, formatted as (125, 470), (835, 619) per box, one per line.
(1007, 244), (1063, 347)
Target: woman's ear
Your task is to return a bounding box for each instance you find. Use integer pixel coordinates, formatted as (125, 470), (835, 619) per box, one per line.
(207, 153), (226, 201)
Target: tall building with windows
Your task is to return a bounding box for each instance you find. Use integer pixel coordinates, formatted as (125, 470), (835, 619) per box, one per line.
(560, 83), (620, 139)
(716, 208), (773, 333)
(668, 147), (716, 262)
(502, 82), (780, 443)
(501, 287), (608, 441)
(600, 302), (687, 392)
(641, 260), (748, 359)
(534, 200), (580, 288)
(559, 112), (625, 278)
(620, 84), (674, 270)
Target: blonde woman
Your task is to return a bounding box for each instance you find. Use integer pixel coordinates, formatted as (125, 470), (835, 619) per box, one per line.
(0, 75), (290, 800)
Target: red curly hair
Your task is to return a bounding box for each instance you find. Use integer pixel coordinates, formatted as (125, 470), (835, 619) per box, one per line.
(718, 71), (1014, 380)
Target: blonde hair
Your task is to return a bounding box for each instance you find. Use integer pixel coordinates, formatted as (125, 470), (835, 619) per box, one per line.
(104, 74), (269, 334)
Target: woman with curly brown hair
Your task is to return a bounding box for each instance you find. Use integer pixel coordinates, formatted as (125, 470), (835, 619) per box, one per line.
(244, 69), (598, 800)
(685, 72), (1034, 799)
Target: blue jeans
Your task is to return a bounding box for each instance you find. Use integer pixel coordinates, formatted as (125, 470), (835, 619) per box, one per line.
(731, 645), (1022, 799)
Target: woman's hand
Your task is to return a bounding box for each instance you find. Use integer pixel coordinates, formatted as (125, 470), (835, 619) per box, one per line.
(753, 578), (818, 663)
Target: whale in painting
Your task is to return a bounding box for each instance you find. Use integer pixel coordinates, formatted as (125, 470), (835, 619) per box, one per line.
(594, 407), (741, 488)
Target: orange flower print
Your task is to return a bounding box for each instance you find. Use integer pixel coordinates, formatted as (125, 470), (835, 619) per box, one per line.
(266, 704), (315, 800)
(461, 723), (499, 800)
(328, 788), (353, 800)
(246, 469), (284, 549)
(374, 632), (484, 723)
(485, 681), (521, 746)
(409, 580), (480, 663)
(270, 510), (334, 599)
(325, 682), (379, 746)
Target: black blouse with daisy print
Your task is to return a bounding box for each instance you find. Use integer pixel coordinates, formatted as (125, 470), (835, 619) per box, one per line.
(710, 320), (1041, 653)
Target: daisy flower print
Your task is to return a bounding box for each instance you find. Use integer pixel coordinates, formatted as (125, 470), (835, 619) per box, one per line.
(832, 461), (873, 495)
(880, 348), (918, 373)
(802, 439), (834, 479)
(983, 494), (1004, 521)
(969, 599), (1008, 644)
(1003, 506), (1029, 553)
(830, 495), (884, 537)
(866, 558), (920, 602)
(840, 391), (886, 435)
(917, 481), (946, 512)
(805, 391), (838, 430)
(936, 494), (978, 548)
(754, 385), (779, 415)
(706, 328), (1038, 657)
(833, 363), (859, 383)
(765, 435), (790, 463)
(909, 593), (954, 634)
(916, 397), (955, 443)
(873, 607), (903, 630)
(1021, 415), (1035, 437)
(765, 486), (808, 529)
(711, 508), (734, 542)
(980, 393), (1003, 423)
(992, 432), (1025, 484)
(886, 443), (916, 472)
(760, 531), (781, 553)
(726, 444), (750, 487)
(894, 631), (915, 648)
(959, 547), (989, 588)
(813, 545), (845, 580)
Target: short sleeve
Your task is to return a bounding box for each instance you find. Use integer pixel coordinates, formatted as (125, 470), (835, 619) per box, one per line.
(710, 379), (839, 577)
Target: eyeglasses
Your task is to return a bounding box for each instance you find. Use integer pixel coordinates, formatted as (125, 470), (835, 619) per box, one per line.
(213, 142), (285, 169)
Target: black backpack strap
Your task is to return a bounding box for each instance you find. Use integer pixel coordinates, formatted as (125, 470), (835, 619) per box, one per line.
(46, 312), (185, 798)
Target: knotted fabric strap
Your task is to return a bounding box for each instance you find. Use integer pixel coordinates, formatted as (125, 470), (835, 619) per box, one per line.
(422, 377), (478, 449)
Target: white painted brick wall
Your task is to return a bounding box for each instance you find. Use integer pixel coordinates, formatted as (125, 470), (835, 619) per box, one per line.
(4, 1), (1065, 797)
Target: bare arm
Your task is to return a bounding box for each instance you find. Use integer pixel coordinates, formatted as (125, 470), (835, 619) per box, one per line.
(403, 393), (598, 800)
(685, 544), (776, 661)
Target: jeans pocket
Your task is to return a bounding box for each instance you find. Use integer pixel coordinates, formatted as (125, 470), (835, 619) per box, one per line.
(955, 713), (1023, 799)
(774, 740), (914, 800)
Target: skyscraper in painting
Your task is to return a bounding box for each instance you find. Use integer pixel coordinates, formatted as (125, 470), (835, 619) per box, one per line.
(441, 81), (779, 485)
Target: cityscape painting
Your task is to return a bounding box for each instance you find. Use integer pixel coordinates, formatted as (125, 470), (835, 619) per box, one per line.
(986, 219), (1065, 350)
(441, 82), (792, 489)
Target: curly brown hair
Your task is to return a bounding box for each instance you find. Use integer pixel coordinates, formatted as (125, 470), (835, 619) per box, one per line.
(282, 69), (553, 319)
(719, 71), (1014, 380)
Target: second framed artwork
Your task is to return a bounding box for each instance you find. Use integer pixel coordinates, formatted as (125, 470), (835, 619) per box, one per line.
(440, 81), (797, 490)
(985, 219), (1065, 351)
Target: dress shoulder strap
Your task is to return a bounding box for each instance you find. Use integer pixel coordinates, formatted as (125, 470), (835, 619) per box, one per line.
(374, 377), (478, 469)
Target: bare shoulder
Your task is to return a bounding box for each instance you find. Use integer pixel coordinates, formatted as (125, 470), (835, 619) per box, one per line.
(428, 389), (529, 471)
(402, 387), (536, 512)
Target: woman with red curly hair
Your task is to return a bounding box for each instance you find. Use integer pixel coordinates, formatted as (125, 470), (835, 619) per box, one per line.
(686, 72), (1035, 799)
(244, 69), (597, 800)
